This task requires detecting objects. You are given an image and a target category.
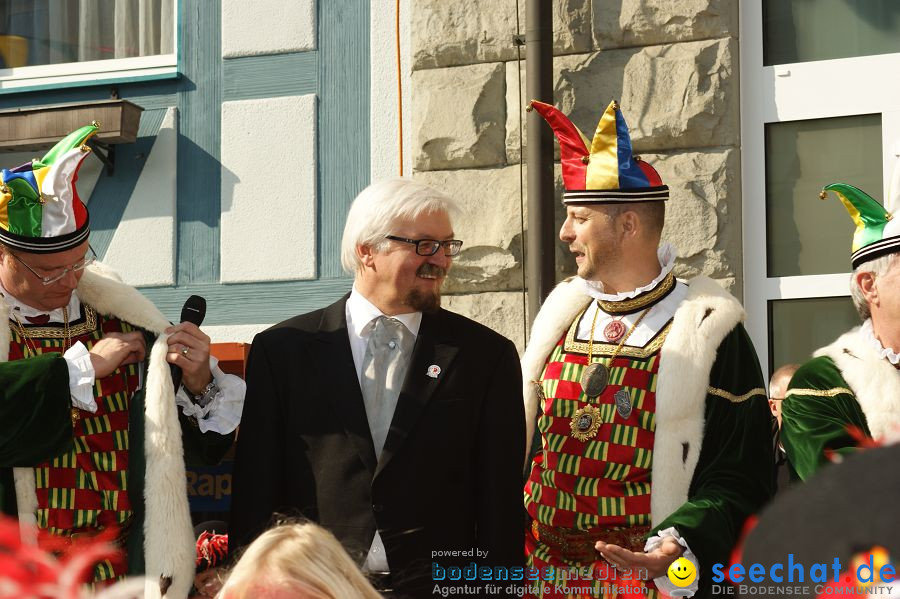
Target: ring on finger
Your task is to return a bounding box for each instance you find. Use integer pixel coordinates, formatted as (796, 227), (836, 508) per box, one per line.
(181, 346), (190, 358)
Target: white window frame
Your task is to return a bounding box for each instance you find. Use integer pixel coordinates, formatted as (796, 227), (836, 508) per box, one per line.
(0, 1), (179, 94)
(740, 0), (900, 373)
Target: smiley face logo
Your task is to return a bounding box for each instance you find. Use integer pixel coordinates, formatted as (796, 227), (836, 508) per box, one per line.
(667, 557), (697, 588)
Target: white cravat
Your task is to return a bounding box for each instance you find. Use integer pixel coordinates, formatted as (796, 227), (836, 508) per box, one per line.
(359, 315), (415, 458)
(345, 288), (422, 574)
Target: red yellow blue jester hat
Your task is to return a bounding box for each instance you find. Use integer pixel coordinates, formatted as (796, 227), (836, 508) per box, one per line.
(0, 123), (98, 253)
(527, 99), (668, 204)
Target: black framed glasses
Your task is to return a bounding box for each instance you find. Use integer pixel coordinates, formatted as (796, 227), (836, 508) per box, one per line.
(385, 235), (463, 257)
(9, 245), (97, 286)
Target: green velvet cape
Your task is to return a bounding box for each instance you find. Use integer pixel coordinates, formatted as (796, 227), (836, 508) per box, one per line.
(650, 324), (775, 597)
(782, 326), (900, 482)
(782, 356), (868, 481)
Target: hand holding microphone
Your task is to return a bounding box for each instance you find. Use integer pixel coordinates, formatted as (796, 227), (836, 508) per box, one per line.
(166, 295), (213, 394)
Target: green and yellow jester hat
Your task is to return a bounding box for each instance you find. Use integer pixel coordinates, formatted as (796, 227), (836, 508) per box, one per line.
(819, 183), (899, 269)
(0, 123), (98, 253)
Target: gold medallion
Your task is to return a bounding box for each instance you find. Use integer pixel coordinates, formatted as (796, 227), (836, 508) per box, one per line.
(570, 404), (602, 441)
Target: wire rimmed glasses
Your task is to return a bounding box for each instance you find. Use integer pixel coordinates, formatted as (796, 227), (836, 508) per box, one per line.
(9, 245), (97, 285)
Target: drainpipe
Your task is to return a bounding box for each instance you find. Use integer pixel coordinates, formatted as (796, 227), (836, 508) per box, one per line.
(525, 0), (554, 328)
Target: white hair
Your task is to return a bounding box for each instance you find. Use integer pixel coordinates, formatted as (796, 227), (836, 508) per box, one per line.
(340, 178), (461, 275)
(849, 253), (898, 320)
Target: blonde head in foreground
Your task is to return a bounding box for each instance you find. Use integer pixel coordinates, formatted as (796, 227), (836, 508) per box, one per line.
(216, 522), (382, 599)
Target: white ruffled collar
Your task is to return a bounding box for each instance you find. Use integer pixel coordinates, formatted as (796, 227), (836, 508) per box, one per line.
(861, 319), (900, 365)
(577, 243), (677, 302)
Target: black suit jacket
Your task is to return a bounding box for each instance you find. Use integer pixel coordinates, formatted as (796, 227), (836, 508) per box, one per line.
(773, 426), (793, 493)
(230, 295), (525, 595)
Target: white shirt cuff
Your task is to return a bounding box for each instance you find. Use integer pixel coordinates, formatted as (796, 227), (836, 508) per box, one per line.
(646, 526), (699, 596)
(175, 356), (245, 435)
(64, 341), (97, 413)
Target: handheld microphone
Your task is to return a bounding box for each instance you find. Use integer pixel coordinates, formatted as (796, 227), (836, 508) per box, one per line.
(171, 295), (207, 392)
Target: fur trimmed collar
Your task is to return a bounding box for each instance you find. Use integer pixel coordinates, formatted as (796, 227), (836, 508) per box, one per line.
(1, 262), (195, 599)
(75, 262), (171, 333)
(650, 276), (745, 523)
(815, 327), (900, 440)
(522, 275), (745, 525)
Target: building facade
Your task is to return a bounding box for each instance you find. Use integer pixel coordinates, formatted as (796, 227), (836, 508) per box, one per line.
(2, 0), (898, 377)
(408, 0), (900, 374)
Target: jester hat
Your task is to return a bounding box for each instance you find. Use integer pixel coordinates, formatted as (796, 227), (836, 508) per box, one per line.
(0, 123), (98, 253)
(819, 183), (898, 269)
(528, 99), (668, 204)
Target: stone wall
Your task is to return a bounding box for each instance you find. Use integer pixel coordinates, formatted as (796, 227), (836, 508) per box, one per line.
(410, 0), (741, 352)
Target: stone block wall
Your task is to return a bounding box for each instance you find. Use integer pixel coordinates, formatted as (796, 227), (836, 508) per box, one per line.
(409, 0), (741, 351)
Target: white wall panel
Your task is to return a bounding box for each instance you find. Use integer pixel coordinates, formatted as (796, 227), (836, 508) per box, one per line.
(220, 94), (317, 283)
(222, 0), (316, 58)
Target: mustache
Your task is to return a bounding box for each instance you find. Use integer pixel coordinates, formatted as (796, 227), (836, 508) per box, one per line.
(417, 263), (448, 278)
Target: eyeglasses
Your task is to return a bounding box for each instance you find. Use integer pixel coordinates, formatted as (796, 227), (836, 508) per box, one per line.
(384, 235), (463, 257)
(9, 245), (97, 285)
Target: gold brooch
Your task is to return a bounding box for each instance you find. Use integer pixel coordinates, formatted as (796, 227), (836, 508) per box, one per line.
(570, 405), (602, 442)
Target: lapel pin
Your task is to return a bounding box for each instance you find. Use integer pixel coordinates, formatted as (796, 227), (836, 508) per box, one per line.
(426, 364), (441, 378)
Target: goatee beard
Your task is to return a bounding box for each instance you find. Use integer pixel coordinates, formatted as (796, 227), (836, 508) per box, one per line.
(405, 263), (448, 313)
(405, 288), (441, 313)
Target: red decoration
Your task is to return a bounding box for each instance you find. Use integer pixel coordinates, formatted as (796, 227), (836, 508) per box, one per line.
(603, 320), (626, 342)
(0, 515), (123, 599)
(196, 531), (228, 570)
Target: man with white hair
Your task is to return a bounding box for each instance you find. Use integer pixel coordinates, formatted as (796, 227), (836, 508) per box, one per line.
(230, 178), (525, 597)
(782, 182), (900, 481)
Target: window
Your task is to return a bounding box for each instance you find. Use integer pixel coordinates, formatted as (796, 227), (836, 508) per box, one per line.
(765, 115), (882, 278)
(0, 0), (176, 92)
(742, 0), (900, 375)
(769, 297), (860, 369)
(764, 0), (900, 66)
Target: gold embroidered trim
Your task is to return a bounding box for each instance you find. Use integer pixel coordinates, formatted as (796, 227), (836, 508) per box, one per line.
(8, 305), (97, 339)
(564, 308), (671, 359)
(597, 271), (675, 314)
(707, 387), (767, 403)
(784, 387), (853, 399)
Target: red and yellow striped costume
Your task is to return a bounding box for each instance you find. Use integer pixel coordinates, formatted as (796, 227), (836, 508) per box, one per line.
(524, 321), (667, 599)
(9, 307), (140, 583)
